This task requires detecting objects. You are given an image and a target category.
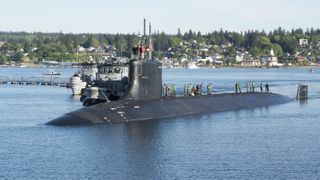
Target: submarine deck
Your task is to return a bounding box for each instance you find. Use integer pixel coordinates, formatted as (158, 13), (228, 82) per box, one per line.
(47, 92), (292, 126)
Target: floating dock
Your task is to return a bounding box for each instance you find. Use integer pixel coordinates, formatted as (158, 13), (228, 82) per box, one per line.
(0, 76), (70, 87)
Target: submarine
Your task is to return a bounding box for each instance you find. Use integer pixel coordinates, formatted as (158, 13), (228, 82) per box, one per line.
(46, 20), (292, 126)
(47, 59), (291, 126)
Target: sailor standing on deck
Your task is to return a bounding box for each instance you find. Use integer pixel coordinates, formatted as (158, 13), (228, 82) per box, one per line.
(265, 83), (270, 92)
(235, 82), (241, 93)
(188, 83), (192, 96)
(167, 85), (171, 96)
(207, 83), (212, 95)
(252, 82), (255, 92)
(162, 84), (166, 97)
(196, 84), (199, 95)
(172, 84), (176, 96)
(235, 83), (238, 93)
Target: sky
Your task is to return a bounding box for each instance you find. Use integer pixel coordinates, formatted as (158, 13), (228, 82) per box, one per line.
(1, 0), (319, 34)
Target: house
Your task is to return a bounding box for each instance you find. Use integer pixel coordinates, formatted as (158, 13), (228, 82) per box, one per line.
(236, 51), (252, 63)
(212, 53), (223, 61)
(197, 57), (213, 63)
(197, 57), (214, 66)
(161, 57), (174, 67)
(261, 48), (279, 66)
(213, 60), (224, 66)
(86, 47), (96, 52)
(299, 39), (308, 46)
(78, 46), (85, 53)
(0, 41), (5, 47)
(241, 60), (261, 67)
(236, 51), (244, 62)
(295, 56), (306, 63)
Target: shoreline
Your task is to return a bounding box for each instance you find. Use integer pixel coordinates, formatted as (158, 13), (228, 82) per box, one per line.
(0, 63), (319, 69)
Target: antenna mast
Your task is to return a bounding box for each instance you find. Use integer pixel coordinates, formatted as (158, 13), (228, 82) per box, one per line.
(148, 22), (152, 60)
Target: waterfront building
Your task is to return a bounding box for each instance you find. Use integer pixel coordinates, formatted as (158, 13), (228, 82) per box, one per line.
(236, 50), (252, 63)
(241, 59), (261, 67)
(0, 41), (5, 47)
(196, 57), (213, 66)
(295, 56), (307, 63)
(212, 53), (223, 61)
(236, 52), (244, 62)
(299, 38), (309, 46)
(261, 48), (280, 66)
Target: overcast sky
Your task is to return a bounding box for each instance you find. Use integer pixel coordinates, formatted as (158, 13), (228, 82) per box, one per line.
(1, 0), (319, 34)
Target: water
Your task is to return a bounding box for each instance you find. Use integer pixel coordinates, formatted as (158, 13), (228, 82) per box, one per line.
(0, 67), (320, 179)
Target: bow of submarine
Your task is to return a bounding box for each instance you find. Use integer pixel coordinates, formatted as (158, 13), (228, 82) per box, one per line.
(46, 114), (92, 126)
(45, 106), (106, 126)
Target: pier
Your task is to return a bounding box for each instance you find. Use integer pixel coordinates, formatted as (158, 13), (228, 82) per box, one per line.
(0, 76), (71, 88)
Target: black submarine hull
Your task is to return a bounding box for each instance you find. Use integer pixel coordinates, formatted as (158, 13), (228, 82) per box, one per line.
(46, 92), (292, 126)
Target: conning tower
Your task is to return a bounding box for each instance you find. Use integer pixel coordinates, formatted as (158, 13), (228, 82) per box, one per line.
(124, 59), (162, 100)
(124, 19), (162, 100)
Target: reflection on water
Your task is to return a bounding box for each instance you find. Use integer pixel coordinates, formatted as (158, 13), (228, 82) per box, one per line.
(0, 67), (320, 179)
(298, 99), (308, 105)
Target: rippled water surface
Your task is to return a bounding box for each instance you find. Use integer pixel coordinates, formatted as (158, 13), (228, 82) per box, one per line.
(0, 67), (320, 179)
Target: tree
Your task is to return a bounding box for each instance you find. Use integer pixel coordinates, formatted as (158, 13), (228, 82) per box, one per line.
(0, 54), (7, 64)
(153, 32), (170, 51)
(279, 35), (298, 53)
(82, 35), (100, 48)
(260, 36), (271, 49)
(114, 34), (127, 56)
(28, 52), (36, 62)
(177, 28), (182, 38)
(23, 40), (32, 53)
(169, 37), (182, 47)
(233, 33), (244, 47)
(249, 47), (263, 58)
(224, 46), (236, 57)
(270, 35), (281, 44)
(196, 31), (204, 43)
(125, 34), (139, 55)
(271, 44), (283, 57)
(98, 35), (109, 48)
(12, 51), (24, 62)
(206, 60), (211, 67)
(154, 51), (163, 59)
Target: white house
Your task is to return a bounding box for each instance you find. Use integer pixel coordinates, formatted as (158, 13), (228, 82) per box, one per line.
(197, 57), (213, 63)
(236, 51), (244, 62)
(299, 39), (308, 46)
(78, 46), (85, 53)
(0, 41), (5, 47)
(241, 60), (261, 67)
(261, 48), (279, 66)
(212, 54), (223, 61)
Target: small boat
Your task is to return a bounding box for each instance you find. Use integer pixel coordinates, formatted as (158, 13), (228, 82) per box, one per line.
(43, 69), (61, 75)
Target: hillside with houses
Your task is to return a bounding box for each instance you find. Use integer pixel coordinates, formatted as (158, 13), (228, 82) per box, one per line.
(0, 28), (320, 67)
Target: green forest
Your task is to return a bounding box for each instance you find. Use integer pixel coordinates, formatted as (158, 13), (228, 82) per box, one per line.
(1, 27), (320, 65)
